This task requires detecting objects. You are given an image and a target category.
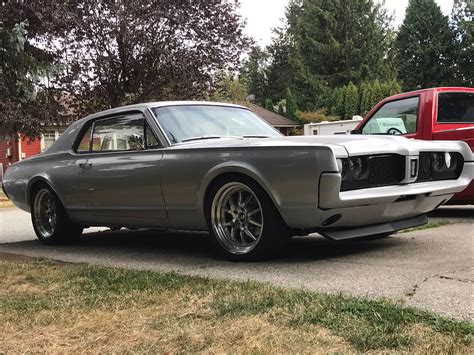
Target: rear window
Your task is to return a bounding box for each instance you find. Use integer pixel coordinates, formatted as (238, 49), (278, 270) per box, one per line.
(437, 92), (474, 123)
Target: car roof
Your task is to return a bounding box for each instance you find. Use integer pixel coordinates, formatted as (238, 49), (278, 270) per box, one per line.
(81, 101), (249, 121)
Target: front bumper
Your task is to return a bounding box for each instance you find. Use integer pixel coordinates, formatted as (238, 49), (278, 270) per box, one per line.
(311, 161), (473, 230)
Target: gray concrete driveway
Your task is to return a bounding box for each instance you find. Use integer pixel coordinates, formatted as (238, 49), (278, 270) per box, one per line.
(0, 207), (473, 321)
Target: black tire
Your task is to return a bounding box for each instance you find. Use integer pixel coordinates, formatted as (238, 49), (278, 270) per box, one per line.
(205, 175), (288, 261)
(31, 184), (83, 245)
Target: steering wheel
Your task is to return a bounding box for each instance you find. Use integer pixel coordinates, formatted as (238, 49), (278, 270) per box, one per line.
(387, 127), (403, 135)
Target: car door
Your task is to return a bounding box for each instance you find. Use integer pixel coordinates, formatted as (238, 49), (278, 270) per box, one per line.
(74, 111), (167, 227)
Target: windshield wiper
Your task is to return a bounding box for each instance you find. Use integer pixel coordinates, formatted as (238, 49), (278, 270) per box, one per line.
(242, 135), (271, 138)
(181, 135), (223, 143)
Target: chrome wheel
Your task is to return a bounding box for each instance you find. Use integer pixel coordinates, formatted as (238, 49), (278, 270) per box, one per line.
(211, 182), (264, 255)
(33, 189), (57, 238)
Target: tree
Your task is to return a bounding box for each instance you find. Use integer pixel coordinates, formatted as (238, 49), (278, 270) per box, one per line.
(343, 82), (359, 119)
(285, 88), (298, 120)
(264, 98), (275, 112)
(287, 0), (396, 106)
(2, 0), (250, 120)
(278, 102), (285, 116)
(240, 46), (268, 104)
(0, 20), (56, 137)
(212, 73), (248, 102)
(265, 26), (296, 104)
(451, 0), (474, 86)
(396, 0), (457, 90)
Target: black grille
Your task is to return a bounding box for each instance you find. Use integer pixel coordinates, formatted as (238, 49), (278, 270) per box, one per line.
(417, 153), (433, 182)
(416, 152), (464, 182)
(341, 154), (405, 191)
(368, 155), (406, 186)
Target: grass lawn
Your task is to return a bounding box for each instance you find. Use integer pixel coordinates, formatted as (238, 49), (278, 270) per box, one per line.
(399, 219), (452, 233)
(0, 256), (472, 353)
(0, 190), (14, 208)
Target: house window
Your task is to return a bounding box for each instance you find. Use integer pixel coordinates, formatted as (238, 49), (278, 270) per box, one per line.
(312, 129), (318, 135)
(41, 129), (64, 151)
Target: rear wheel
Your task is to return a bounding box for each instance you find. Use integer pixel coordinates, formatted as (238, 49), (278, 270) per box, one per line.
(206, 176), (288, 261)
(31, 185), (83, 245)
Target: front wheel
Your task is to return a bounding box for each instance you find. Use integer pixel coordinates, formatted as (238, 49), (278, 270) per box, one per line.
(206, 176), (288, 261)
(31, 185), (83, 245)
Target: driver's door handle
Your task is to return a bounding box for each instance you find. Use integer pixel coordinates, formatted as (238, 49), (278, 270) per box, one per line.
(78, 162), (93, 169)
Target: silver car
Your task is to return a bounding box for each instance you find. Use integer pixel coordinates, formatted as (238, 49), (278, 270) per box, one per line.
(2, 102), (473, 260)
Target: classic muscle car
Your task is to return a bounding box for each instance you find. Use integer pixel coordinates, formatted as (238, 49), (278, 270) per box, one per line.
(2, 102), (473, 260)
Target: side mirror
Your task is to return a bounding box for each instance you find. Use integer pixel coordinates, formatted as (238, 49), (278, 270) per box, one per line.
(351, 129), (362, 135)
(129, 133), (144, 149)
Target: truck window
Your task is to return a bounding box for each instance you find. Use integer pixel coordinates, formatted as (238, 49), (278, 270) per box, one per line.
(437, 92), (474, 124)
(362, 97), (419, 135)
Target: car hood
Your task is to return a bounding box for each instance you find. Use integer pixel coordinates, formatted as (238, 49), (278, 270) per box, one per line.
(170, 135), (471, 159)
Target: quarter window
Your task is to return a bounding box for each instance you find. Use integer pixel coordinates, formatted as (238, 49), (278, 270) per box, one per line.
(437, 92), (474, 123)
(77, 126), (92, 152)
(362, 97), (419, 135)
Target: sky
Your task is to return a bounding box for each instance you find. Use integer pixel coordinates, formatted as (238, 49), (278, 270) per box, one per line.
(239, 0), (455, 47)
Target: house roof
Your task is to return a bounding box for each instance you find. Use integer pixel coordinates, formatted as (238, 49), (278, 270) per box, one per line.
(244, 102), (301, 128)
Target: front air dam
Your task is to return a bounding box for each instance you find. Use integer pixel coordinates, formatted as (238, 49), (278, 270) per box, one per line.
(317, 214), (428, 241)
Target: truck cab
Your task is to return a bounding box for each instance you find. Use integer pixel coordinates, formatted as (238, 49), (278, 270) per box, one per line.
(353, 87), (474, 204)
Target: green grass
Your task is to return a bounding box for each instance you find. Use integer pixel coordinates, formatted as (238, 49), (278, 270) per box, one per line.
(400, 220), (452, 233)
(0, 258), (472, 353)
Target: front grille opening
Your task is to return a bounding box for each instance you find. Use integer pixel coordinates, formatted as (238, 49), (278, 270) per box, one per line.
(341, 154), (405, 191)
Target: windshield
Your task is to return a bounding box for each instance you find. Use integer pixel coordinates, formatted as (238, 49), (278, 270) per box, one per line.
(152, 105), (281, 143)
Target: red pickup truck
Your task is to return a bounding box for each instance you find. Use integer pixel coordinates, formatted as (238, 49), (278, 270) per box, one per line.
(353, 87), (474, 204)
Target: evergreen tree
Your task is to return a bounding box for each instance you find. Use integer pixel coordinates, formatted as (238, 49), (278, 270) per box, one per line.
(334, 87), (346, 117)
(451, 0), (474, 86)
(240, 46), (268, 104)
(278, 102), (285, 116)
(288, 0), (395, 105)
(264, 98), (275, 112)
(396, 0), (457, 90)
(344, 82), (359, 119)
(285, 88), (298, 120)
(266, 26), (296, 104)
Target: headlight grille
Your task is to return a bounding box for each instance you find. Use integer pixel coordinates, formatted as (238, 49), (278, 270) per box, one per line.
(416, 152), (464, 182)
(340, 154), (405, 191)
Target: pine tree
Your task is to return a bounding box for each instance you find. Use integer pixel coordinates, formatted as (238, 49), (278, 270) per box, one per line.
(396, 0), (457, 90)
(288, 0), (395, 103)
(264, 98), (275, 112)
(285, 88), (298, 120)
(451, 0), (474, 86)
(278, 102), (285, 116)
(344, 82), (359, 119)
(334, 87), (346, 118)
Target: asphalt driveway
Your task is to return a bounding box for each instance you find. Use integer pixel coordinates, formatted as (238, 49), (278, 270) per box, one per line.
(0, 207), (473, 320)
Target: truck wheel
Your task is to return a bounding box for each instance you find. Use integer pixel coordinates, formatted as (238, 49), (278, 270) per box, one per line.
(206, 176), (288, 261)
(31, 185), (83, 245)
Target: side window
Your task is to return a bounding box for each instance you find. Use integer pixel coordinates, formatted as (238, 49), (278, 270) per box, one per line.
(77, 126), (92, 152)
(92, 114), (145, 152)
(145, 122), (161, 148)
(362, 97), (419, 135)
(437, 92), (474, 123)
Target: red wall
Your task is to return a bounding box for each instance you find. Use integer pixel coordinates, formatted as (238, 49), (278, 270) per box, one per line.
(0, 137), (42, 180)
(20, 137), (42, 160)
(0, 140), (19, 178)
